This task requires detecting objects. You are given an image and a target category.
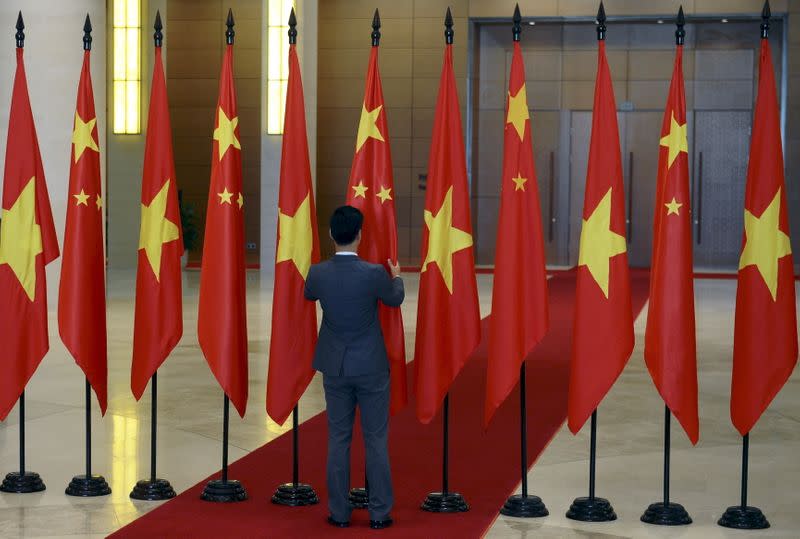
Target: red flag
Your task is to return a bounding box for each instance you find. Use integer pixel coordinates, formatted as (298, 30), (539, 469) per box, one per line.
(267, 39), (320, 425)
(59, 45), (108, 414)
(199, 38), (248, 417)
(645, 43), (698, 444)
(131, 40), (183, 400)
(568, 39), (634, 433)
(0, 43), (60, 420)
(345, 42), (408, 415)
(414, 36), (481, 424)
(731, 36), (797, 436)
(485, 41), (549, 426)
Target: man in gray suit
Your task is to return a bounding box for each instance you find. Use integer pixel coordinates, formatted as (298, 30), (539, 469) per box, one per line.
(304, 206), (403, 530)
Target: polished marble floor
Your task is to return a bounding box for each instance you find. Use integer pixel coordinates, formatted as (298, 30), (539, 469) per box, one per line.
(0, 271), (797, 538)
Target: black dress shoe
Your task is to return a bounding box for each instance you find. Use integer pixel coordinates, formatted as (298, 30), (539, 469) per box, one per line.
(327, 516), (349, 528)
(370, 517), (393, 529)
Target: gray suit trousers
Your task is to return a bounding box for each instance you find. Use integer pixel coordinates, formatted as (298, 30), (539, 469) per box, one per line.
(323, 370), (393, 522)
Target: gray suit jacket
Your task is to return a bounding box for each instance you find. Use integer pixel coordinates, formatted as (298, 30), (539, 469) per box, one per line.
(304, 254), (404, 377)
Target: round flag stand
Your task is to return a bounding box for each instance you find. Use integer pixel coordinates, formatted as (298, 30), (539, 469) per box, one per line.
(130, 372), (176, 500)
(718, 434), (770, 529)
(271, 405), (318, 506)
(66, 379), (111, 497)
(0, 391), (46, 493)
(501, 363), (548, 518)
(640, 406), (691, 525)
(566, 411), (616, 522)
(201, 395), (247, 503)
(421, 394), (468, 513)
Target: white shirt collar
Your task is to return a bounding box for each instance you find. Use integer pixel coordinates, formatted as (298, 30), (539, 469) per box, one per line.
(335, 251), (358, 256)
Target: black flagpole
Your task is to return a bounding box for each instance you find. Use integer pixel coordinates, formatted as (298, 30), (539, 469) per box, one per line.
(349, 9), (383, 511)
(718, 3), (772, 530)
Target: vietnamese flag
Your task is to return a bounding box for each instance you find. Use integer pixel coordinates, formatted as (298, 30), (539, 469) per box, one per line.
(644, 40), (698, 444)
(731, 32), (797, 436)
(59, 26), (108, 414)
(267, 13), (320, 425)
(131, 20), (183, 401)
(414, 18), (481, 424)
(199, 24), (249, 418)
(344, 18), (408, 415)
(485, 41), (548, 426)
(0, 21), (60, 420)
(568, 38), (634, 433)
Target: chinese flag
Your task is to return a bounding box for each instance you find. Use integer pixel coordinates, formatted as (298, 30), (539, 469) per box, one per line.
(199, 38), (249, 418)
(0, 41), (59, 420)
(568, 39), (634, 433)
(731, 36), (797, 436)
(414, 38), (481, 424)
(485, 41), (549, 426)
(345, 38), (408, 415)
(59, 39), (108, 414)
(267, 34), (320, 425)
(131, 38), (183, 401)
(645, 43), (698, 444)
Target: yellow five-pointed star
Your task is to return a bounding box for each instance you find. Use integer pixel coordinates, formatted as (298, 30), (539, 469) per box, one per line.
(356, 103), (384, 152)
(422, 186), (473, 294)
(0, 178), (43, 301)
(665, 197), (682, 216)
(218, 188), (233, 205)
(376, 185), (392, 203)
(352, 181), (368, 199)
(512, 173), (527, 192)
(71, 111), (99, 163)
(507, 84), (530, 142)
(213, 107), (241, 161)
(739, 188), (792, 301)
(73, 189), (90, 206)
(276, 193), (313, 279)
(139, 179), (180, 281)
(96, 194), (103, 210)
(237, 193), (244, 209)
(660, 113), (688, 168)
(578, 188), (627, 298)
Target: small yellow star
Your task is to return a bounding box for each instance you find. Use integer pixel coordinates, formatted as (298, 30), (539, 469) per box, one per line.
(71, 111), (99, 163)
(237, 192), (244, 209)
(213, 107), (241, 161)
(660, 113), (688, 169)
(506, 84), (530, 142)
(665, 197), (682, 216)
(376, 185), (392, 203)
(96, 194), (103, 210)
(218, 188), (234, 205)
(512, 173), (527, 192)
(352, 181), (368, 199)
(73, 189), (90, 206)
(355, 103), (384, 152)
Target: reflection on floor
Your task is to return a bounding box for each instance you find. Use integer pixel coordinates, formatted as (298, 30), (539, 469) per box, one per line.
(0, 271), (796, 538)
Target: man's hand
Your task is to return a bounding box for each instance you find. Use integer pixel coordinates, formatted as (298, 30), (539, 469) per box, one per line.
(387, 259), (401, 279)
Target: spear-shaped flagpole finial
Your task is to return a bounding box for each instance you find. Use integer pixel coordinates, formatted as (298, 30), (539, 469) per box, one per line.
(226, 8), (235, 45)
(372, 8), (381, 46)
(83, 13), (92, 51)
(676, 6), (685, 46)
(15, 11), (24, 48)
(288, 7), (297, 45)
(596, 2), (607, 41)
(512, 4), (522, 42)
(444, 7), (454, 45)
(154, 10), (163, 48)
(761, 0), (770, 38)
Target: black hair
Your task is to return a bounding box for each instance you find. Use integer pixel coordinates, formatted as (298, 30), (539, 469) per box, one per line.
(329, 205), (363, 245)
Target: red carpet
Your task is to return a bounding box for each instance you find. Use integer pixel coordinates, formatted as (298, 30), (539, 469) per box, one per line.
(110, 271), (650, 539)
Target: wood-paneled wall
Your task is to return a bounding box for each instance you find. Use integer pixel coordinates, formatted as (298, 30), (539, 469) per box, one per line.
(167, 0), (261, 265)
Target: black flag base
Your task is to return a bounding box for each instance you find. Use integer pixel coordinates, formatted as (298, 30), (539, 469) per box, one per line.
(271, 482), (319, 506)
(501, 494), (548, 518)
(421, 491), (469, 513)
(566, 496), (617, 522)
(0, 471), (46, 493)
(130, 478), (176, 501)
(348, 486), (368, 508)
(201, 479), (247, 503)
(65, 474), (111, 497)
(718, 505), (770, 529)
(641, 501), (692, 526)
